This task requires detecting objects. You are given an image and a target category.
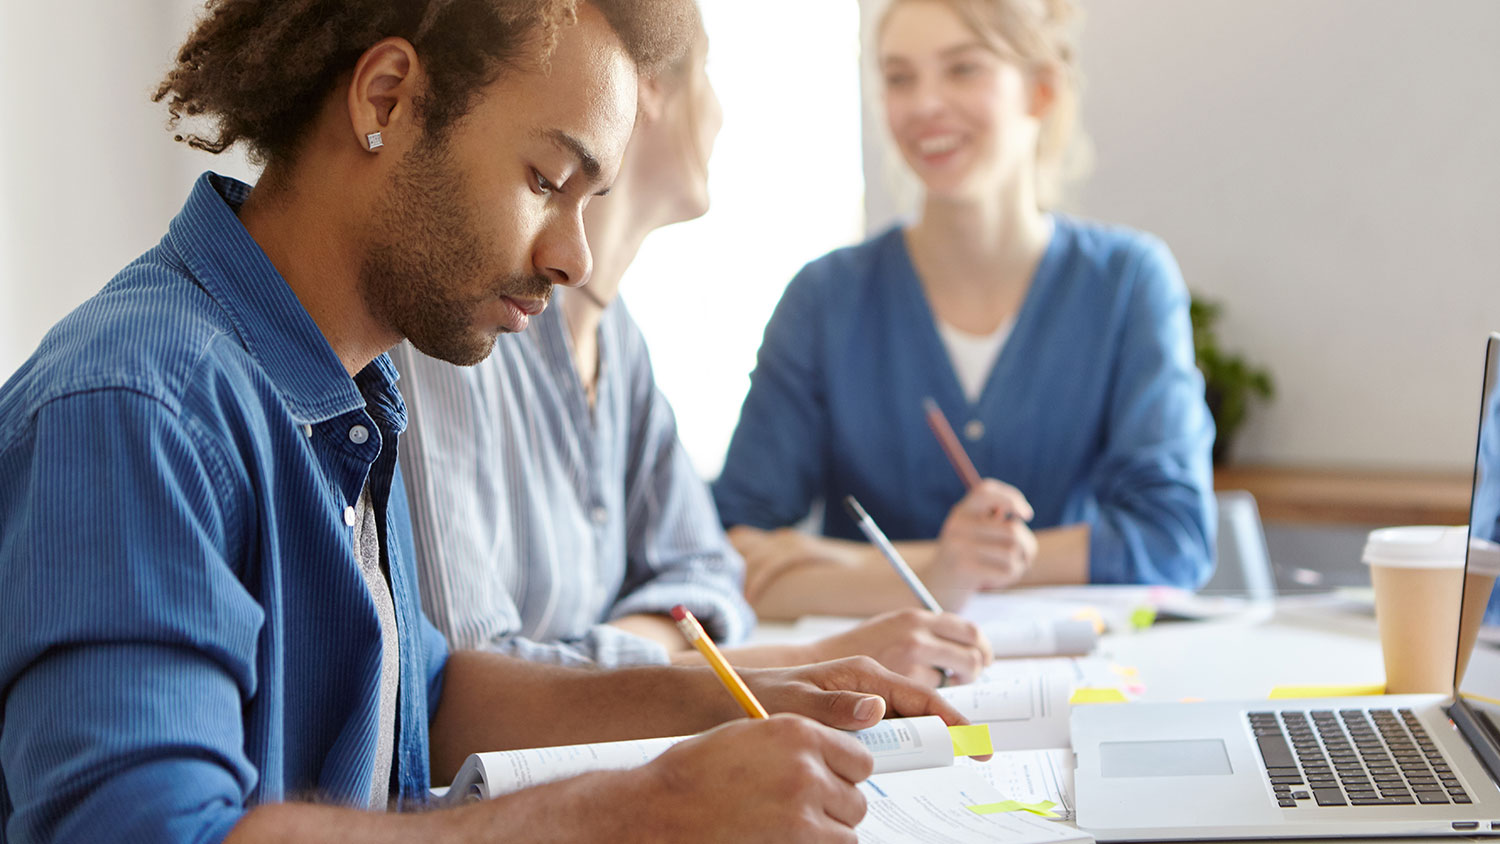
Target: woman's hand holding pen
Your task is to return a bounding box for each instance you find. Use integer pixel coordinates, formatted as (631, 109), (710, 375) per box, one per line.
(805, 608), (993, 688)
(928, 479), (1038, 603)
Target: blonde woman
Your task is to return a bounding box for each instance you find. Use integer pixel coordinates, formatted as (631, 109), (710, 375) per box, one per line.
(714, 0), (1216, 628)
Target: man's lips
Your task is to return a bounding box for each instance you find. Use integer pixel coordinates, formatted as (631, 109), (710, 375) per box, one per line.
(502, 296), (548, 316)
(496, 296), (547, 333)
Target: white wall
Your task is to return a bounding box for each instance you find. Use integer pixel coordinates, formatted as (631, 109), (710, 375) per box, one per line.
(7, 1), (1498, 476)
(0, 1), (256, 380)
(860, 0), (1500, 471)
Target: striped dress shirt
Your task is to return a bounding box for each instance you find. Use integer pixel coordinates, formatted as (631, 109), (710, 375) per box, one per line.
(0, 173), (447, 844)
(393, 290), (754, 667)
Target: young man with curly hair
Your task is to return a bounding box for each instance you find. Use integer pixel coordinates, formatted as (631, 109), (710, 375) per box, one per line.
(0, 2), (963, 842)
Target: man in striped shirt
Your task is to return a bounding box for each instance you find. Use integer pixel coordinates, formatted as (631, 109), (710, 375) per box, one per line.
(393, 4), (996, 689)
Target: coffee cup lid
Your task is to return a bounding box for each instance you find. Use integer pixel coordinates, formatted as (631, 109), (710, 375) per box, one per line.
(1362, 525), (1469, 569)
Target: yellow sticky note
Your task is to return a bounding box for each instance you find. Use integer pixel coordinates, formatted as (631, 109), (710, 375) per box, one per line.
(949, 724), (994, 757)
(1108, 664), (1141, 679)
(1070, 607), (1106, 634)
(1268, 684), (1385, 699)
(968, 799), (1060, 818)
(1129, 605), (1157, 629)
(1070, 687), (1129, 704)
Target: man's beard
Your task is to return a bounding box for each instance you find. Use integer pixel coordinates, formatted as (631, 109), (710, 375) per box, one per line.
(360, 140), (553, 367)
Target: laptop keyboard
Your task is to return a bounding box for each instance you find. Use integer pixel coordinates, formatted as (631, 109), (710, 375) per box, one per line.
(1249, 708), (1471, 808)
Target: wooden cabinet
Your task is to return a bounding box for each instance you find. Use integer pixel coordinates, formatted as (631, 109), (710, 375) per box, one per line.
(1213, 465), (1472, 526)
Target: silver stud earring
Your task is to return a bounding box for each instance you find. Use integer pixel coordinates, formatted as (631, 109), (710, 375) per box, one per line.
(365, 131), (384, 151)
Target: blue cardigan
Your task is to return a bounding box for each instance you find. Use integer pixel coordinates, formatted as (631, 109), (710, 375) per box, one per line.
(713, 217), (1217, 587)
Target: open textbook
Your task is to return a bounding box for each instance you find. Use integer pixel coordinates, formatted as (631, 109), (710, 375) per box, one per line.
(861, 765), (1090, 844)
(937, 658), (1085, 821)
(448, 714), (1089, 844)
(447, 715), (981, 801)
(446, 659), (1101, 841)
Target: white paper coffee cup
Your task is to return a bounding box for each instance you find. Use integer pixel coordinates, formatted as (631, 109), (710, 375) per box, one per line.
(1362, 526), (1469, 694)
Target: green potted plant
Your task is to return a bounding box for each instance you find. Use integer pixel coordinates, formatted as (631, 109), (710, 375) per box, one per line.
(1190, 295), (1274, 465)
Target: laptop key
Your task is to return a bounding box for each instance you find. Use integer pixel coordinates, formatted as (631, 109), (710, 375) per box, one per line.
(1415, 791), (1450, 804)
(1257, 736), (1296, 769)
(1313, 788), (1347, 806)
(1277, 798), (1297, 808)
(1292, 791), (1311, 800)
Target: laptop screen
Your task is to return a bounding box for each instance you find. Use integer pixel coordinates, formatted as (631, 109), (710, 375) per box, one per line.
(1456, 334), (1500, 740)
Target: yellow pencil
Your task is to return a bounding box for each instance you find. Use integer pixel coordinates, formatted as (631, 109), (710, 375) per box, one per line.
(671, 604), (769, 719)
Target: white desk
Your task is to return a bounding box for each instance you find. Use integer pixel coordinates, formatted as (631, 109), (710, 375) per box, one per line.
(1100, 603), (1387, 702)
(755, 592), (1497, 842)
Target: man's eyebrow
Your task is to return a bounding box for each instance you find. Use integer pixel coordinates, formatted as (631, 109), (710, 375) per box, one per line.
(539, 128), (602, 183)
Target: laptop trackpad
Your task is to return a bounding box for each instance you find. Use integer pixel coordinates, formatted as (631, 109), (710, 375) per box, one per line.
(1100, 739), (1234, 777)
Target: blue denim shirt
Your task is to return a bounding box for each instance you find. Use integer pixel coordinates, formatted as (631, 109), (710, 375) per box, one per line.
(0, 173), (449, 843)
(714, 219), (1217, 588)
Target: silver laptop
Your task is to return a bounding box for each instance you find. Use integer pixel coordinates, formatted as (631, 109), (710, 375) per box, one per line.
(1072, 332), (1500, 840)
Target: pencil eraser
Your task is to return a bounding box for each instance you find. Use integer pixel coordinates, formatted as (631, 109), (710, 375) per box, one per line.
(669, 605), (688, 622)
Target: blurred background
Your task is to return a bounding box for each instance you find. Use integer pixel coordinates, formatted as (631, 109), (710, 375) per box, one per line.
(3, 0), (1497, 589)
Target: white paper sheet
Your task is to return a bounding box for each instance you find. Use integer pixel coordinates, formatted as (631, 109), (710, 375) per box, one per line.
(960, 748), (1077, 819)
(858, 767), (1091, 844)
(940, 661), (1073, 750)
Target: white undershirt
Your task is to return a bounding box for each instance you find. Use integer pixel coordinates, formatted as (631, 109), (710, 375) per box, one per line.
(937, 318), (1014, 403)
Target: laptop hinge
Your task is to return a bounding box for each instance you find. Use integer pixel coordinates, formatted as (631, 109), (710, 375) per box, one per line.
(1449, 699), (1500, 788)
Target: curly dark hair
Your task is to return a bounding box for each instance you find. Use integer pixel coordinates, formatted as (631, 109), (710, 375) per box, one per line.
(155, 0), (699, 167)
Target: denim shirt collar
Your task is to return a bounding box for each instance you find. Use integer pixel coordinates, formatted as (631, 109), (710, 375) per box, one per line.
(166, 172), (405, 431)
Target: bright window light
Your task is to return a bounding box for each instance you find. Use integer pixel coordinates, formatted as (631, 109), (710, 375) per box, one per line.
(622, 0), (866, 479)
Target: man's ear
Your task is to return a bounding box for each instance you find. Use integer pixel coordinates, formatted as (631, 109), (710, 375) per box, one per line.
(636, 74), (668, 126)
(347, 37), (423, 152)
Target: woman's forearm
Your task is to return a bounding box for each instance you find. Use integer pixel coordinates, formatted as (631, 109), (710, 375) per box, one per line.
(733, 525), (1092, 621)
